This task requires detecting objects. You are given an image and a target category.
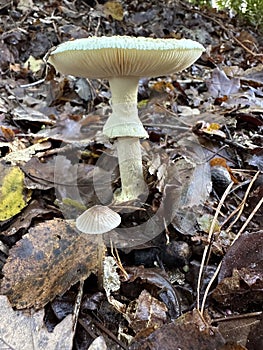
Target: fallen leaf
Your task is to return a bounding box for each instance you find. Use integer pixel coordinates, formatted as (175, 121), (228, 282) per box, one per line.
(3, 141), (51, 165)
(0, 295), (74, 350)
(0, 199), (58, 236)
(0, 164), (31, 221)
(0, 218), (99, 309)
(103, 1), (124, 21)
(212, 268), (263, 311)
(0, 126), (15, 142)
(24, 55), (44, 74)
(125, 289), (167, 333)
(13, 106), (54, 124)
(218, 231), (263, 281)
(126, 266), (181, 320)
(246, 312), (263, 350)
(207, 67), (240, 98)
(129, 309), (226, 350)
(103, 256), (121, 297)
(160, 137), (212, 235)
(215, 313), (261, 348)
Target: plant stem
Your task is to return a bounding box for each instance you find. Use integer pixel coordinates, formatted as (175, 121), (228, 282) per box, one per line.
(115, 137), (147, 202)
(97, 235), (106, 290)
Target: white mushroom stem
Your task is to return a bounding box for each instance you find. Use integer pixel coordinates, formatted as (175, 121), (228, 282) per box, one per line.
(103, 77), (148, 138)
(115, 137), (147, 202)
(103, 77), (148, 202)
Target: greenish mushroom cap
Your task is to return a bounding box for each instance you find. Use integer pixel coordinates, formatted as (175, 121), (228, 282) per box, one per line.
(47, 36), (205, 79)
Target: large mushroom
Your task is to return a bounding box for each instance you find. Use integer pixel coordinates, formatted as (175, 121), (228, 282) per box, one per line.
(47, 36), (204, 234)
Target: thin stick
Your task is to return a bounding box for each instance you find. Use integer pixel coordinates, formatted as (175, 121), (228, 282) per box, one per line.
(97, 235), (106, 290)
(72, 279), (84, 332)
(233, 196), (263, 244)
(200, 194), (263, 315)
(222, 171), (259, 230)
(197, 182), (233, 312)
(201, 262), (222, 315)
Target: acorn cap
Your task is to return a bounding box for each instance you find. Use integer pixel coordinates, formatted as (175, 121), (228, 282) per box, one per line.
(47, 36), (205, 79)
(76, 205), (121, 234)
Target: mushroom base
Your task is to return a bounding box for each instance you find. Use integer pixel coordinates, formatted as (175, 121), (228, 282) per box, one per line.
(114, 137), (148, 202)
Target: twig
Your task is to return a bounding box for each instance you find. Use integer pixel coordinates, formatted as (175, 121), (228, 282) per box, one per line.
(233, 196), (263, 243)
(72, 279), (84, 332)
(212, 311), (262, 323)
(200, 179), (262, 315)
(79, 316), (128, 350)
(197, 181), (233, 313)
(200, 261), (222, 315)
(222, 171), (259, 231)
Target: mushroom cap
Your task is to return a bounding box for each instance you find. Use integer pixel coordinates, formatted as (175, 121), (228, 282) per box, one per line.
(76, 205), (121, 234)
(47, 36), (205, 79)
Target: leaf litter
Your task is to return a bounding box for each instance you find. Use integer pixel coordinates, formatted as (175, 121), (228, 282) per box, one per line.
(0, 0), (263, 349)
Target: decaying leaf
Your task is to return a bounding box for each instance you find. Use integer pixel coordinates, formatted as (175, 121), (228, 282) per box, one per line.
(0, 219), (99, 309)
(17, 0), (34, 12)
(216, 313), (261, 348)
(3, 141), (51, 165)
(103, 1), (124, 21)
(207, 67), (240, 98)
(103, 256), (121, 297)
(126, 266), (181, 320)
(218, 231), (263, 281)
(212, 268), (263, 311)
(24, 55), (44, 74)
(0, 295), (74, 350)
(1, 199), (57, 236)
(212, 231), (263, 311)
(0, 164), (31, 221)
(13, 106), (54, 124)
(125, 289), (167, 333)
(129, 309), (226, 350)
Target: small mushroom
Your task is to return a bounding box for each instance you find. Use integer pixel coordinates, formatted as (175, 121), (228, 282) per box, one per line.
(47, 36), (205, 203)
(76, 205), (121, 234)
(75, 205), (121, 290)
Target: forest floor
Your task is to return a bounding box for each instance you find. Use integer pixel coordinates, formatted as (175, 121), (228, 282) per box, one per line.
(0, 1), (262, 349)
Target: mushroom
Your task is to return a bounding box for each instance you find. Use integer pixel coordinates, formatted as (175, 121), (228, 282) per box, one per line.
(75, 204), (121, 290)
(47, 36), (205, 204)
(76, 205), (121, 234)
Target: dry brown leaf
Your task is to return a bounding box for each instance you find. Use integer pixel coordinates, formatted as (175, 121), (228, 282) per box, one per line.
(212, 231), (263, 311)
(216, 314), (261, 348)
(129, 309), (226, 350)
(212, 268), (263, 311)
(218, 231), (263, 281)
(125, 289), (167, 333)
(0, 218), (99, 309)
(0, 295), (74, 350)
